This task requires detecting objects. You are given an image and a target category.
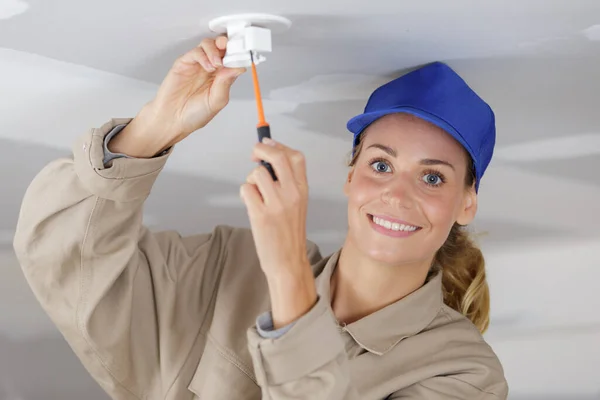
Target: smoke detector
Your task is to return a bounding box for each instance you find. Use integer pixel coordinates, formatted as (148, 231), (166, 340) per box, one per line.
(208, 13), (291, 68)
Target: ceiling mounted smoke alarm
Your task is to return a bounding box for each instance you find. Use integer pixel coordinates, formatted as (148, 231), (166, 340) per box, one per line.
(208, 13), (291, 68)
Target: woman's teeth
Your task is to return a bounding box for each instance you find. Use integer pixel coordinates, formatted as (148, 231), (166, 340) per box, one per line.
(373, 216), (419, 232)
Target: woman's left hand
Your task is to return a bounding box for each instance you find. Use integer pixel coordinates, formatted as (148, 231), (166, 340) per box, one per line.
(240, 138), (317, 329)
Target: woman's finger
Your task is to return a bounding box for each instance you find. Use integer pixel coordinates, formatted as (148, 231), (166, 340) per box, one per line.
(249, 164), (280, 207)
(252, 141), (295, 188)
(199, 38), (223, 69)
(177, 46), (215, 73)
(257, 139), (308, 189)
(215, 35), (228, 52)
(240, 183), (264, 217)
(284, 148), (308, 191)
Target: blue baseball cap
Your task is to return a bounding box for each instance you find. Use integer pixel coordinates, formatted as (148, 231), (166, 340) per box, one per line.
(347, 62), (495, 191)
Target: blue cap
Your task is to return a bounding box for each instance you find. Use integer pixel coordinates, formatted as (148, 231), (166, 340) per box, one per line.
(347, 62), (495, 191)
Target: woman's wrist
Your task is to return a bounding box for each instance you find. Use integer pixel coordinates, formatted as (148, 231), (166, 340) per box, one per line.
(267, 266), (317, 330)
(108, 102), (177, 158)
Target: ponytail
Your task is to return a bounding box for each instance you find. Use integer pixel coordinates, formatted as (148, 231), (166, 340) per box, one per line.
(435, 224), (490, 333)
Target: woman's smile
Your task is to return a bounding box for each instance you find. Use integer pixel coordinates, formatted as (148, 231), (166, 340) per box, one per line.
(367, 213), (422, 238)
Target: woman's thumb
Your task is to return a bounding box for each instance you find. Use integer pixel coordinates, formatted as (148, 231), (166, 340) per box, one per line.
(210, 68), (245, 110)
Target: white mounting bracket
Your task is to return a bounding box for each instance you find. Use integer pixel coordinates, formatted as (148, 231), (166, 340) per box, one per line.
(208, 13), (291, 68)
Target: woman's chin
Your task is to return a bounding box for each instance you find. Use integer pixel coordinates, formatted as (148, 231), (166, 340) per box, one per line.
(362, 245), (419, 267)
(346, 230), (431, 267)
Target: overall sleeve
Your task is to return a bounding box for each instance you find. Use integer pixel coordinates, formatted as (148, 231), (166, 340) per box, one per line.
(387, 375), (508, 399)
(13, 119), (233, 399)
(246, 294), (361, 400)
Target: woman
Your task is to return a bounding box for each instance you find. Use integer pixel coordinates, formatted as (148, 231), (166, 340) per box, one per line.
(14, 36), (508, 399)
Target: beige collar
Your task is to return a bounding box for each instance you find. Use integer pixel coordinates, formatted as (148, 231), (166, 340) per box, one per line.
(313, 250), (443, 356)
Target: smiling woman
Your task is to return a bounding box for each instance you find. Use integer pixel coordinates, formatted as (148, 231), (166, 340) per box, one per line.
(14, 36), (507, 400)
(347, 113), (488, 332)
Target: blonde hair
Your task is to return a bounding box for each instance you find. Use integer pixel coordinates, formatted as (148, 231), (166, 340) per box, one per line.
(349, 133), (490, 334)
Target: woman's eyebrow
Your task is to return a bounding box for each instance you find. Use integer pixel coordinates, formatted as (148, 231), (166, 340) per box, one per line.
(420, 159), (455, 170)
(367, 143), (397, 157)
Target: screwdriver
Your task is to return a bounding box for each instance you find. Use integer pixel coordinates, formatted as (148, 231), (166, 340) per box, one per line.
(250, 51), (278, 181)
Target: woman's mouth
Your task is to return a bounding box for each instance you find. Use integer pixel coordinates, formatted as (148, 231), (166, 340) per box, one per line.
(368, 214), (422, 237)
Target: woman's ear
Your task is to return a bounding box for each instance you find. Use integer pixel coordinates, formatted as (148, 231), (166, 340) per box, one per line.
(456, 186), (478, 226)
(343, 169), (354, 197)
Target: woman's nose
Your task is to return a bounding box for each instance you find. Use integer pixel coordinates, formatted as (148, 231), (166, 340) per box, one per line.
(381, 177), (415, 209)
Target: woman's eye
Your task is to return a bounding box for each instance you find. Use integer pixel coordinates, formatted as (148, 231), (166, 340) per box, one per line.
(423, 173), (442, 186)
(371, 161), (391, 173)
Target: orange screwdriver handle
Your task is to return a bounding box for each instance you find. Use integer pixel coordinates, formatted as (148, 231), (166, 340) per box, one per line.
(250, 52), (277, 181)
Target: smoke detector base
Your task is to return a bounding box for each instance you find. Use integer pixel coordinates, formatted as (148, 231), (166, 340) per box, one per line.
(208, 13), (291, 68)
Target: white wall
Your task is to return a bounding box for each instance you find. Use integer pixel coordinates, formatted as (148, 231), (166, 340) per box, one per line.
(483, 238), (600, 397)
(2, 48), (599, 399)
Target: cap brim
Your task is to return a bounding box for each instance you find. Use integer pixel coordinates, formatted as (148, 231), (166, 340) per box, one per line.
(347, 107), (480, 191)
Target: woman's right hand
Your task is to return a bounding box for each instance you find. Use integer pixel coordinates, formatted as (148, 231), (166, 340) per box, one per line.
(108, 36), (246, 158)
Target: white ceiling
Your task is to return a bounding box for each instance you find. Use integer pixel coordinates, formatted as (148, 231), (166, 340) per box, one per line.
(1, 0), (600, 399)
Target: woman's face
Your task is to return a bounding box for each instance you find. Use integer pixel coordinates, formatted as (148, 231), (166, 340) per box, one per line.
(344, 113), (477, 266)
